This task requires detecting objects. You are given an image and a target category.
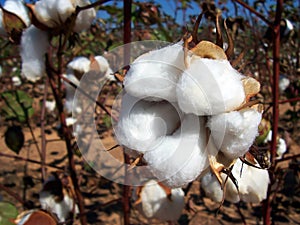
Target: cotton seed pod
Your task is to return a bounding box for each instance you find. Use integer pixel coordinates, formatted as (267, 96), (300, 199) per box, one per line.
(115, 94), (182, 154)
(143, 114), (209, 188)
(20, 25), (49, 82)
(124, 42), (185, 102)
(177, 57), (246, 115)
(132, 180), (184, 221)
(39, 174), (78, 222)
(208, 107), (262, 162)
(3, 0), (31, 27)
(201, 158), (270, 203)
(15, 209), (58, 225)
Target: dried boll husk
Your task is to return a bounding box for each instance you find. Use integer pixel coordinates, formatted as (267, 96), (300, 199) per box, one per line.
(3, 0), (31, 27)
(124, 42), (185, 102)
(143, 114), (209, 188)
(201, 158), (270, 203)
(208, 107), (262, 162)
(177, 57), (246, 115)
(20, 25), (49, 82)
(115, 94), (182, 154)
(132, 180), (184, 221)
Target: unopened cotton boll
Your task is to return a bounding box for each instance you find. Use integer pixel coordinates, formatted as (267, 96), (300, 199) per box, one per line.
(20, 25), (49, 82)
(143, 114), (209, 188)
(133, 180), (184, 221)
(4, 0), (31, 27)
(177, 58), (245, 115)
(201, 158), (269, 203)
(34, 0), (74, 28)
(208, 108), (262, 161)
(116, 94), (182, 154)
(124, 42), (185, 102)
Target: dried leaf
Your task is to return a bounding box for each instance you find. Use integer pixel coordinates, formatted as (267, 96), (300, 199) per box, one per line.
(191, 41), (227, 60)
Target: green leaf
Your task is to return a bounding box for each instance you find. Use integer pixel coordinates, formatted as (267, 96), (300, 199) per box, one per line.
(0, 202), (18, 225)
(1, 90), (34, 123)
(4, 126), (25, 154)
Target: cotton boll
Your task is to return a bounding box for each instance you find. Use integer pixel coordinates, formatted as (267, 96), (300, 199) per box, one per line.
(67, 56), (91, 74)
(208, 108), (262, 161)
(279, 75), (290, 92)
(116, 94), (182, 153)
(177, 57), (245, 115)
(34, 0), (74, 28)
(73, 0), (96, 32)
(4, 0), (31, 26)
(12, 76), (22, 86)
(94, 56), (115, 81)
(124, 42), (185, 102)
(143, 114), (209, 188)
(201, 159), (269, 203)
(276, 138), (287, 159)
(20, 25), (49, 82)
(133, 180), (184, 221)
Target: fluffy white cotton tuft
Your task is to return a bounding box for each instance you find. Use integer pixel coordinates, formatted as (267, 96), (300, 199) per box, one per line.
(116, 94), (182, 154)
(177, 58), (245, 115)
(20, 25), (49, 82)
(94, 56), (115, 81)
(34, 0), (74, 28)
(201, 158), (269, 203)
(67, 56), (91, 74)
(143, 114), (209, 188)
(4, 0), (30, 26)
(124, 42), (185, 102)
(208, 108), (262, 160)
(133, 180), (184, 221)
(73, 0), (96, 32)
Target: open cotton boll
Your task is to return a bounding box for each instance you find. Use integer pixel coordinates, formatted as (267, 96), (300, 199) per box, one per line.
(116, 94), (182, 153)
(73, 0), (96, 32)
(34, 0), (74, 28)
(208, 108), (262, 160)
(4, 0), (31, 26)
(94, 56), (116, 81)
(177, 58), (245, 115)
(201, 159), (269, 203)
(133, 180), (184, 221)
(20, 25), (49, 82)
(124, 42), (185, 102)
(67, 56), (91, 74)
(144, 114), (209, 188)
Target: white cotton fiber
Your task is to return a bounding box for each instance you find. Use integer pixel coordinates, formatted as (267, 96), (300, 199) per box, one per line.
(208, 108), (262, 160)
(133, 180), (184, 221)
(201, 158), (269, 203)
(143, 114), (209, 188)
(177, 57), (245, 115)
(34, 0), (74, 28)
(73, 0), (96, 32)
(20, 25), (49, 82)
(94, 56), (115, 81)
(124, 42), (185, 102)
(115, 94), (182, 153)
(4, 0), (30, 26)
(67, 56), (91, 74)
(63, 73), (81, 114)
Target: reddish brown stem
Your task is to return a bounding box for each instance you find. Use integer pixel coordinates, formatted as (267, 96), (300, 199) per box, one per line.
(46, 54), (87, 225)
(232, 0), (272, 27)
(0, 152), (63, 170)
(263, 1), (283, 225)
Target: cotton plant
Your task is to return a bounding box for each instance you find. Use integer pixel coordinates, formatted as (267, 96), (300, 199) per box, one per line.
(116, 25), (263, 189)
(201, 157), (270, 204)
(132, 180), (185, 222)
(39, 173), (79, 223)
